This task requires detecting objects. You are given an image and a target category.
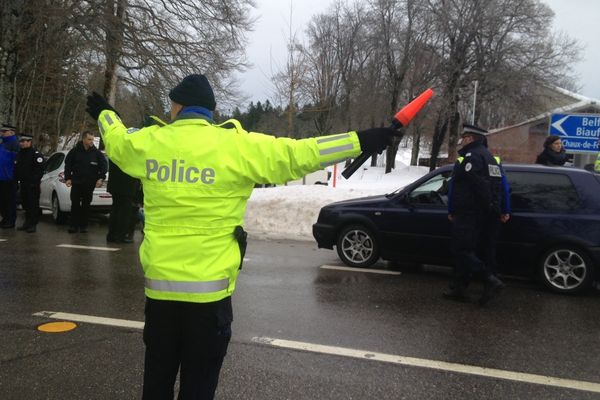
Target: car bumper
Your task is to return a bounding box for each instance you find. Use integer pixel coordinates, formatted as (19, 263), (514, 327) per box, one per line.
(312, 222), (336, 249)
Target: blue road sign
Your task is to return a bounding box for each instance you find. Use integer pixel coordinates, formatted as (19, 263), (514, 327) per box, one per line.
(549, 113), (600, 153)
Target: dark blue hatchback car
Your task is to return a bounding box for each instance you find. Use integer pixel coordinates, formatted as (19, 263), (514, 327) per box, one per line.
(313, 164), (600, 294)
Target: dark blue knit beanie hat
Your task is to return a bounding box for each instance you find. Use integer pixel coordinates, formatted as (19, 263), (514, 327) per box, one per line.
(169, 74), (216, 111)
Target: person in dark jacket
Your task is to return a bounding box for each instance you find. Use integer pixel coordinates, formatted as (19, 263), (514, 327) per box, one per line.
(535, 135), (568, 166)
(106, 159), (140, 243)
(14, 133), (45, 232)
(0, 124), (19, 229)
(445, 124), (509, 305)
(64, 131), (107, 233)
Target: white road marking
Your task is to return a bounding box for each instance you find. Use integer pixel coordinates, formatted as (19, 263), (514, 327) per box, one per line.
(253, 337), (600, 394)
(321, 265), (401, 275)
(243, 257), (250, 262)
(56, 244), (120, 252)
(33, 311), (144, 329)
(0, 239), (7, 242)
(32, 310), (600, 394)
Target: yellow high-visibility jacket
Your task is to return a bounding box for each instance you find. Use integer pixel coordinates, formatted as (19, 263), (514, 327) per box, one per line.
(98, 110), (361, 303)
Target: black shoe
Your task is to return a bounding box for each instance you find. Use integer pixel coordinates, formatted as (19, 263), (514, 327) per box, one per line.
(79, 227), (88, 233)
(106, 236), (116, 243)
(442, 290), (471, 303)
(479, 276), (505, 306)
(17, 225), (28, 231)
(68, 227), (78, 234)
(1, 222), (15, 229)
(26, 225), (36, 233)
(120, 237), (134, 243)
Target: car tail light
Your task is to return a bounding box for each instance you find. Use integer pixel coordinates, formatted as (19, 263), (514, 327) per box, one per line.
(58, 171), (65, 183)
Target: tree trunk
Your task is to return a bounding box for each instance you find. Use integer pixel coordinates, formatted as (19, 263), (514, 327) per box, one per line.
(410, 127), (421, 166)
(430, 112), (449, 171)
(0, 1), (23, 124)
(103, 0), (127, 103)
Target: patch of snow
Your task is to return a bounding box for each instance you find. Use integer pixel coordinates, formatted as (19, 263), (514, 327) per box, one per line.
(244, 160), (429, 241)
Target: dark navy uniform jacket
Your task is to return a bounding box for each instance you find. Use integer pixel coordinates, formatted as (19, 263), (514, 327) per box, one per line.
(15, 147), (45, 183)
(64, 142), (107, 185)
(448, 140), (509, 215)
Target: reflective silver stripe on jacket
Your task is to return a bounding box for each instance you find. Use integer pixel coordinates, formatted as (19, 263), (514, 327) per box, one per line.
(319, 144), (354, 156)
(316, 133), (350, 144)
(145, 277), (229, 293)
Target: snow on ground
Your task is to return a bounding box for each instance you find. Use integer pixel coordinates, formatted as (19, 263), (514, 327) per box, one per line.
(244, 158), (429, 241)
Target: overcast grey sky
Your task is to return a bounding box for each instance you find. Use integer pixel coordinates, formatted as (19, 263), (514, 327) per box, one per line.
(236, 0), (600, 108)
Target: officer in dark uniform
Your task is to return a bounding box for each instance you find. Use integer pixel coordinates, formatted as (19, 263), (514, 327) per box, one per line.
(445, 124), (510, 305)
(14, 133), (46, 232)
(106, 159), (140, 243)
(64, 131), (108, 233)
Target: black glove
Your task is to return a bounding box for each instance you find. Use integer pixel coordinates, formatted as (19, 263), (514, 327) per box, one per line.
(86, 92), (118, 120)
(356, 127), (396, 154)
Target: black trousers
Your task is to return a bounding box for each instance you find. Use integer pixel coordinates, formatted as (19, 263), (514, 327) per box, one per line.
(143, 297), (232, 400)
(19, 181), (41, 227)
(128, 204), (140, 238)
(69, 182), (95, 228)
(0, 179), (17, 225)
(107, 195), (133, 240)
(450, 213), (499, 287)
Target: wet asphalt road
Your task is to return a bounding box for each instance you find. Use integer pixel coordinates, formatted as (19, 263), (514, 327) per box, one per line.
(1, 213), (600, 399)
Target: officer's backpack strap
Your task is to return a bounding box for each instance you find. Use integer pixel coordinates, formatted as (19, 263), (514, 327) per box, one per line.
(217, 119), (248, 134)
(233, 226), (248, 270)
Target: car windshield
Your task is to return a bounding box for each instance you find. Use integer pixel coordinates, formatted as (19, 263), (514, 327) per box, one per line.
(406, 172), (451, 206)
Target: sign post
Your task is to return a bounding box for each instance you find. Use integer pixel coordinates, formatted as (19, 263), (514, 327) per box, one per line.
(549, 113), (600, 153)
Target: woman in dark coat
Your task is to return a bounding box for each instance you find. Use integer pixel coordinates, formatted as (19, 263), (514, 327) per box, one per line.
(536, 135), (568, 166)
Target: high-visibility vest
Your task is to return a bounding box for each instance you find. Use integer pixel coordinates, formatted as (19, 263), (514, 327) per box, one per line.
(98, 110), (361, 303)
(595, 153), (600, 173)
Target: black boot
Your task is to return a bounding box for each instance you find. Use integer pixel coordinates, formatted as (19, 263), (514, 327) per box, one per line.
(479, 275), (505, 306)
(26, 225), (36, 233)
(443, 282), (470, 302)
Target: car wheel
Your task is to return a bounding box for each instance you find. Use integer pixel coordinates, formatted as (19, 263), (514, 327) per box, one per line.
(539, 246), (594, 294)
(52, 193), (68, 225)
(336, 224), (379, 268)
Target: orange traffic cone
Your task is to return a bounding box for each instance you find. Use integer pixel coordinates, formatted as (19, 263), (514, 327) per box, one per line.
(393, 88), (434, 128)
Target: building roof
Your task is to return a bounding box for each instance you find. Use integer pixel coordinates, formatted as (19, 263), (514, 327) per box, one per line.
(488, 87), (600, 136)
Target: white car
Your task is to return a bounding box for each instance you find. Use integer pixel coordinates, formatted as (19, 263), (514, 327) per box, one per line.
(39, 151), (112, 224)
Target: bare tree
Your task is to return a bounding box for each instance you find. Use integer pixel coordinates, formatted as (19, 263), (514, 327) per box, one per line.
(3, 0), (255, 150)
(271, 3), (309, 137)
(303, 13), (342, 134)
(0, 0), (24, 124)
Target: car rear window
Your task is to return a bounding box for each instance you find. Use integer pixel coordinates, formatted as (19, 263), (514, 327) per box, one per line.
(506, 171), (580, 211)
(44, 153), (65, 173)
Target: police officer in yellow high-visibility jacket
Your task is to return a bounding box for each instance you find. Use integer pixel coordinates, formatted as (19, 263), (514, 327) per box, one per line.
(86, 74), (397, 399)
